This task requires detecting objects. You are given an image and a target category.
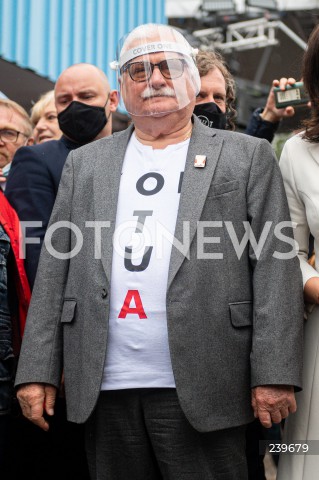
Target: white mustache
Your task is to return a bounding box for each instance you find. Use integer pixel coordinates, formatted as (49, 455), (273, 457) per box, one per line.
(141, 86), (176, 99)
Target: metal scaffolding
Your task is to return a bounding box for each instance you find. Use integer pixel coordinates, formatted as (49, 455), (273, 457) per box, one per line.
(192, 17), (307, 52)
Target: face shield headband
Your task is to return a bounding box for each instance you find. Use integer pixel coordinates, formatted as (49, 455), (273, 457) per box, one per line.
(116, 42), (198, 70)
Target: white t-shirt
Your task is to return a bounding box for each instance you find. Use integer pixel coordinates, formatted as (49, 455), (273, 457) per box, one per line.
(101, 133), (189, 390)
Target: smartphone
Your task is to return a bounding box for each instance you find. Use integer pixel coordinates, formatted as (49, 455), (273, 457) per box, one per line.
(274, 82), (309, 109)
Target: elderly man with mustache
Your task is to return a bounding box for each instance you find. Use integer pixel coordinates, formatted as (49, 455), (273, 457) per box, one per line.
(14, 24), (303, 480)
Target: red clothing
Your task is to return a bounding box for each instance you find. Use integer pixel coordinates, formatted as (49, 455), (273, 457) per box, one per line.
(0, 190), (31, 348)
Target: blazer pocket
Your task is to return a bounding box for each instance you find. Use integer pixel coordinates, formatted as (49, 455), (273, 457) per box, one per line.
(61, 299), (77, 324)
(229, 301), (252, 328)
(209, 180), (239, 197)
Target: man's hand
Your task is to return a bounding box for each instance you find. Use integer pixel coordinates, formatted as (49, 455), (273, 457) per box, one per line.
(251, 385), (296, 428)
(304, 276), (319, 304)
(17, 383), (57, 431)
(261, 77), (297, 124)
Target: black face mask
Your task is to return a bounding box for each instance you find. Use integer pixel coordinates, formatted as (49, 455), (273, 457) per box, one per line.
(58, 98), (109, 144)
(193, 102), (227, 130)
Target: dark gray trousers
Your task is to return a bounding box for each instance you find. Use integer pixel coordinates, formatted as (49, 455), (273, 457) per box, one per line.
(85, 388), (248, 480)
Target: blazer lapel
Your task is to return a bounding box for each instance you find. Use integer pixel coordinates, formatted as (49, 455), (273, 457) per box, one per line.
(94, 126), (134, 284)
(167, 118), (224, 290)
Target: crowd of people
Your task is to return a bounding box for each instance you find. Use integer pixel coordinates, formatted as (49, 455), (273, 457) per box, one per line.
(0, 19), (318, 480)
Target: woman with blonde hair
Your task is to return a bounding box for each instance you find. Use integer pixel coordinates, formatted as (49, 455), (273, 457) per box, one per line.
(31, 90), (62, 143)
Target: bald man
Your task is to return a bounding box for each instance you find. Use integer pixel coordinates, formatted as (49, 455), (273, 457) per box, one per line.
(6, 63), (118, 289)
(4, 63), (118, 480)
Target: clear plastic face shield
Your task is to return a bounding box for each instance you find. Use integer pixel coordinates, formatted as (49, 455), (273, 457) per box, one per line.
(110, 24), (200, 116)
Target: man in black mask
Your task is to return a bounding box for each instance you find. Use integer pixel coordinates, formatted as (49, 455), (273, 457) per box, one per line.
(194, 50), (293, 143)
(4, 63), (118, 480)
(194, 50), (235, 131)
(6, 63), (118, 289)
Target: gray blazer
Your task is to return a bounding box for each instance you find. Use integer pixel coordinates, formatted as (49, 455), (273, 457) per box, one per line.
(15, 116), (304, 432)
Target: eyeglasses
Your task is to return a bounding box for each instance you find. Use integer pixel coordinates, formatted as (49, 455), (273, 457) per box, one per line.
(0, 129), (28, 144)
(121, 58), (186, 82)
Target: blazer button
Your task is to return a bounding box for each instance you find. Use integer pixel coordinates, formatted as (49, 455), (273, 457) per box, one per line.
(101, 289), (108, 299)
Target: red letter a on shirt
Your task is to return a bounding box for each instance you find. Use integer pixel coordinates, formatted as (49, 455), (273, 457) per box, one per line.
(118, 290), (147, 319)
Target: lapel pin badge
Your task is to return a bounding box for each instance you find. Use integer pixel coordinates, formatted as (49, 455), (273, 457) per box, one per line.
(194, 155), (206, 168)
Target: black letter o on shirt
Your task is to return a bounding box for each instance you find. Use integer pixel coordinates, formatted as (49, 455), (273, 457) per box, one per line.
(136, 173), (164, 196)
